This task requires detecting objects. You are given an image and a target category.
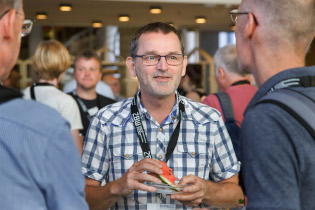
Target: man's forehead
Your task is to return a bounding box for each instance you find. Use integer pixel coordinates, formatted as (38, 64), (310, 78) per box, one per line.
(137, 31), (181, 52)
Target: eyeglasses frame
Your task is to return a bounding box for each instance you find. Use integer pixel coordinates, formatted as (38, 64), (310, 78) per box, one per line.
(230, 9), (258, 25)
(134, 54), (185, 66)
(0, 8), (33, 37)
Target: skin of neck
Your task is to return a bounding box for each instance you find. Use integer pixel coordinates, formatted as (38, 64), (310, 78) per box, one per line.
(139, 90), (177, 125)
(75, 85), (97, 100)
(249, 37), (306, 88)
(38, 78), (59, 87)
(255, 48), (305, 87)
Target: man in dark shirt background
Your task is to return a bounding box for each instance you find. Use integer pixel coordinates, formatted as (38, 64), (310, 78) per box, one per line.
(69, 50), (116, 137)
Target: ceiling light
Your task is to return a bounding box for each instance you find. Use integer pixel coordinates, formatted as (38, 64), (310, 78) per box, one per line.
(118, 15), (130, 22)
(92, 21), (103, 28)
(36, 12), (48, 20)
(59, 4), (72, 12)
(195, 17), (206, 24)
(150, 6), (162, 14)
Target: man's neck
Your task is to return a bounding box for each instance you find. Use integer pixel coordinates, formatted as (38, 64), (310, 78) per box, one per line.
(38, 79), (58, 87)
(75, 86), (97, 100)
(139, 91), (176, 125)
(251, 43), (305, 87)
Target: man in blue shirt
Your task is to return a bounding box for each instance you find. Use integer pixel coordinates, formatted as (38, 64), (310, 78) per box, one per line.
(232, 0), (315, 209)
(0, 0), (88, 209)
(82, 22), (243, 209)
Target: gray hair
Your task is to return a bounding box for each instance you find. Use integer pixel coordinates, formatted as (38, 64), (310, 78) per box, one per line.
(214, 44), (248, 76)
(0, 0), (22, 13)
(129, 22), (184, 58)
(243, 0), (315, 53)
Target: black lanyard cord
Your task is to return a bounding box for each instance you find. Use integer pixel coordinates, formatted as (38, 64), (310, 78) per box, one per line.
(131, 93), (185, 163)
(30, 82), (55, 100)
(71, 90), (102, 122)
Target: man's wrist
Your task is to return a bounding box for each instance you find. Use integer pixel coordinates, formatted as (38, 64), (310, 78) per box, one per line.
(108, 179), (122, 197)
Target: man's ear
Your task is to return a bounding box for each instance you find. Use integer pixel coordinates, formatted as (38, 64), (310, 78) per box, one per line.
(181, 56), (188, 76)
(126, 57), (137, 78)
(244, 13), (256, 39)
(218, 68), (225, 80)
(1, 9), (17, 41)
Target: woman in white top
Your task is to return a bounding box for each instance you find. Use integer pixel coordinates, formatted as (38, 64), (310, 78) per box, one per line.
(23, 40), (83, 154)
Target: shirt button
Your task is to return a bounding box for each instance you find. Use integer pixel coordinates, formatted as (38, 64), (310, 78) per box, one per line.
(159, 128), (162, 132)
(125, 154), (129, 158)
(192, 152), (195, 156)
(159, 155), (162, 159)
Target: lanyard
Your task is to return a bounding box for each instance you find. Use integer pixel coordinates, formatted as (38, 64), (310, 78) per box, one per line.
(131, 93), (185, 163)
(30, 82), (54, 100)
(71, 90), (101, 122)
(231, 80), (250, 86)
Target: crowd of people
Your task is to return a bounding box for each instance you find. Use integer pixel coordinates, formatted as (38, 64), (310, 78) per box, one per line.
(0, 0), (314, 209)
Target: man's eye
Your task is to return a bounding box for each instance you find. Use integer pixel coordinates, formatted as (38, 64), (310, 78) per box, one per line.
(168, 55), (177, 60)
(145, 56), (157, 60)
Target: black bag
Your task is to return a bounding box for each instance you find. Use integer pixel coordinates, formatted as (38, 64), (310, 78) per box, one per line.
(258, 88), (315, 139)
(215, 92), (241, 160)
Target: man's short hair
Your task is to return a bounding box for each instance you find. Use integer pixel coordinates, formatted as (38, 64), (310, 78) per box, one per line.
(243, 0), (315, 53)
(32, 40), (71, 80)
(0, 0), (22, 13)
(73, 49), (101, 70)
(214, 44), (248, 76)
(129, 22), (184, 58)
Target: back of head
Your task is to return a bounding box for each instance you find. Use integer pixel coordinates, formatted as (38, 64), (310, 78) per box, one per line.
(129, 22), (184, 58)
(0, 0), (22, 12)
(214, 44), (248, 76)
(32, 40), (71, 80)
(73, 49), (100, 70)
(243, 0), (315, 54)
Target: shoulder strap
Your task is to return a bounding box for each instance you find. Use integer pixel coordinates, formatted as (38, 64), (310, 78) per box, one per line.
(215, 92), (235, 120)
(258, 88), (315, 139)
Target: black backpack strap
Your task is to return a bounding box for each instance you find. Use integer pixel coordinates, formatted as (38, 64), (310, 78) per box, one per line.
(258, 88), (315, 139)
(215, 92), (235, 120)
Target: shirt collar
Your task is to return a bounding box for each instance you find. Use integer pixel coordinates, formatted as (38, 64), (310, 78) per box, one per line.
(135, 90), (180, 126)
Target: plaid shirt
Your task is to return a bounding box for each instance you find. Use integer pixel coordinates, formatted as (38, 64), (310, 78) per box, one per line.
(82, 91), (240, 209)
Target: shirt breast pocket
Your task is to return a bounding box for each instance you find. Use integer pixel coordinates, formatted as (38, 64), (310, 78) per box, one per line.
(174, 142), (210, 178)
(112, 146), (144, 176)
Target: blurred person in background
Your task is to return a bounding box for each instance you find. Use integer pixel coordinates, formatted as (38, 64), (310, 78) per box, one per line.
(69, 49), (116, 138)
(23, 40), (84, 154)
(178, 64), (206, 102)
(102, 73), (126, 101)
(0, 0), (88, 209)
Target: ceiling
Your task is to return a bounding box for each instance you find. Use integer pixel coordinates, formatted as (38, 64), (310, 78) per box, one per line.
(24, 0), (241, 31)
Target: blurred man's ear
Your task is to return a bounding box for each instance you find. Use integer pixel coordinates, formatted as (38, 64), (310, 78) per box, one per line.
(245, 13), (257, 39)
(1, 9), (17, 41)
(126, 57), (137, 78)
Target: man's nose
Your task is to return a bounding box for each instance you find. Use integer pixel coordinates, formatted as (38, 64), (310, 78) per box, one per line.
(157, 56), (168, 71)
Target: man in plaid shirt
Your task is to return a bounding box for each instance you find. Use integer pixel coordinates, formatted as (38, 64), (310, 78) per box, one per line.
(81, 22), (243, 209)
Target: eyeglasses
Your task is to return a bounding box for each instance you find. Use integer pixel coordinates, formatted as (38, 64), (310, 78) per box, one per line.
(229, 9), (249, 24)
(230, 9), (258, 25)
(0, 9), (11, 19)
(135, 54), (184, 66)
(21, 19), (33, 37)
(0, 9), (33, 37)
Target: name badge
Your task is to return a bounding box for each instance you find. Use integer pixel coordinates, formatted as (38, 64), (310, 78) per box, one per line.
(147, 203), (176, 210)
(87, 106), (99, 116)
